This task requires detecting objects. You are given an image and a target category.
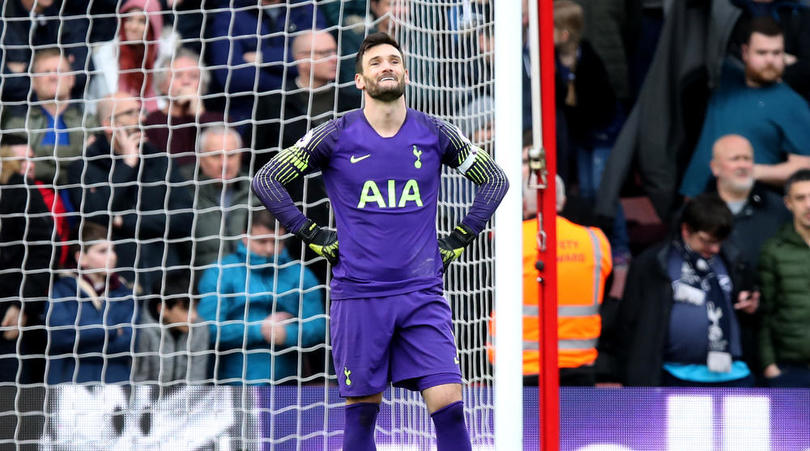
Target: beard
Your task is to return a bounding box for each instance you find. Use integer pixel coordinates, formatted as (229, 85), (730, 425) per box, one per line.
(363, 74), (406, 102)
(745, 64), (782, 86)
(720, 174), (755, 195)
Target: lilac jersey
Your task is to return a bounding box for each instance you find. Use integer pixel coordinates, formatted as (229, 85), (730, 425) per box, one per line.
(252, 108), (508, 300)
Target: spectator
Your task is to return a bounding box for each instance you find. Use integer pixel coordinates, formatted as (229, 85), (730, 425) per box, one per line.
(197, 210), (325, 385)
(205, 0), (325, 121)
(67, 93), (193, 292)
(709, 134), (791, 270)
(1, 48), (96, 186)
(758, 169), (810, 388)
(134, 270), (210, 384)
(145, 48), (223, 170)
(617, 194), (759, 387)
(4, 134), (71, 267)
(46, 222), (136, 384)
(595, 1), (783, 224)
(505, 175), (612, 386)
(553, 0), (620, 201)
(0, 0), (90, 102)
(680, 17), (810, 197)
(460, 95), (494, 148)
(0, 144), (54, 384)
(88, 0), (165, 113)
(573, 0), (640, 106)
(553, 1), (630, 269)
(728, 0), (810, 102)
(251, 29), (360, 169)
(191, 126), (256, 270)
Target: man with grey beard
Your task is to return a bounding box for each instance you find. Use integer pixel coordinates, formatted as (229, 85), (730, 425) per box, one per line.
(709, 134), (790, 270)
(709, 134), (791, 383)
(680, 16), (810, 198)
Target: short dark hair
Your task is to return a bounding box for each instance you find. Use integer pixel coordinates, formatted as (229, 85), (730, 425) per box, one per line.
(249, 209), (279, 233)
(355, 32), (403, 75)
(148, 269), (193, 320)
(746, 16), (783, 43)
(680, 193), (733, 240)
(69, 222), (109, 268)
(785, 169), (810, 195)
(0, 133), (27, 148)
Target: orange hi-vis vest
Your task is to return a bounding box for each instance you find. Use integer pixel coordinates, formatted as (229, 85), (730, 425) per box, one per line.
(521, 216), (611, 374)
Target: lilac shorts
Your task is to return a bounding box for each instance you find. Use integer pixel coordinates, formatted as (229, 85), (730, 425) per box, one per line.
(330, 288), (462, 397)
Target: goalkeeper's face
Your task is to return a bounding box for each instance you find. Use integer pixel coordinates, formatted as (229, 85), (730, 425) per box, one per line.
(356, 44), (408, 102)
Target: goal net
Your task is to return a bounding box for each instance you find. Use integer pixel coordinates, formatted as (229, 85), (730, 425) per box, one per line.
(0, 0), (500, 449)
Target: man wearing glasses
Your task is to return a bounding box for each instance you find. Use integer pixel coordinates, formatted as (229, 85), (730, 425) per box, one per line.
(251, 29), (361, 172)
(615, 193), (760, 387)
(66, 92), (193, 293)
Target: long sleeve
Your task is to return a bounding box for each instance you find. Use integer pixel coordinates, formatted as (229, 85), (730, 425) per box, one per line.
(197, 266), (265, 350)
(133, 326), (157, 382)
(106, 298), (135, 356)
(440, 127), (509, 235)
(46, 300), (108, 355)
(188, 322), (211, 383)
(68, 156), (139, 223)
(47, 286), (135, 356)
(165, 166), (195, 239)
(281, 268), (325, 349)
(252, 121), (335, 233)
(757, 245), (777, 368)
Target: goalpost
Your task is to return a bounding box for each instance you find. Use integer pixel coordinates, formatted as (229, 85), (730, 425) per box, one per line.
(0, 0), (546, 449)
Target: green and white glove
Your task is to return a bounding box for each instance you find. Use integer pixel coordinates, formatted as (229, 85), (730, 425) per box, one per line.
(438, 224), (476, 270)
(295, 219), (339, 265)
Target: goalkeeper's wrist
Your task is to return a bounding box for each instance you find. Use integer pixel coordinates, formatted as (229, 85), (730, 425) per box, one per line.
(294, 219), (320, 243)
(449, 224), (476, 247)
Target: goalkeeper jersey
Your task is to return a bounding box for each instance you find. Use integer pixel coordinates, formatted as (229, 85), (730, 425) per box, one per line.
(252, 108), (508, 300)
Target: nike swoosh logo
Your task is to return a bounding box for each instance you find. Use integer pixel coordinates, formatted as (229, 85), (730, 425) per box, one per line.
(350, 154), (371, 164)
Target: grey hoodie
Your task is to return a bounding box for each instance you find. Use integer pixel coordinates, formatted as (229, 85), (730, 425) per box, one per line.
(134, 307), (211, 384)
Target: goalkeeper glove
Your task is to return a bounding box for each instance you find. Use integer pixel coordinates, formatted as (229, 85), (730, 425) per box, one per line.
(295, 219), (339, 265)
(438, 224), (476, 270)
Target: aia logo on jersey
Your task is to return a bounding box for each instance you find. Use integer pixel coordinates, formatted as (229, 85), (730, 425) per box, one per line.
(357, 179), (423, 209)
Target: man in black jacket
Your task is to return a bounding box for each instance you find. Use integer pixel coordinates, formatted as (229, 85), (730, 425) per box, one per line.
(709, 134), (792, 270)
(67, 93), (193, 292)
(249, 29), (360, 172)
(616, 194), (759, 386)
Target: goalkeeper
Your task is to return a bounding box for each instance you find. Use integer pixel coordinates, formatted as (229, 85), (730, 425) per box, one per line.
(252, 32), (508, 451)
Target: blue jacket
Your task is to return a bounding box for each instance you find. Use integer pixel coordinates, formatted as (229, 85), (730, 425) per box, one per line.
(206, 0), (325, 118)
(197, 243), (325, 384)
(46, 275), (136, 384)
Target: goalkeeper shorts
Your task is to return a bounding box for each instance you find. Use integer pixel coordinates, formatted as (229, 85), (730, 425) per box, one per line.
(330, 287), (462, 397)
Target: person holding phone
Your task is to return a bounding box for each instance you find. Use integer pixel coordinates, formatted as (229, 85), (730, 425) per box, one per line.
(66, 93), (193, 293)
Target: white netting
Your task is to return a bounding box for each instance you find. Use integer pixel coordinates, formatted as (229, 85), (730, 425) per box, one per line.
(0, 0), (498, 448)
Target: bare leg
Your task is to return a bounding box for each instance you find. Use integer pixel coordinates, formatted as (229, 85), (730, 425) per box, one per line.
(421, 383), (462, 414)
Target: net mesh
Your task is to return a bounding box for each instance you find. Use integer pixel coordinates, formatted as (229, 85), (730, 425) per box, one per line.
(0, 0), (497, 448)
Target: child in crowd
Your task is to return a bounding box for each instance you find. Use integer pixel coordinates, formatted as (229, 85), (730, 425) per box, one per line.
(46, 223), (136, 384)
(134, 270), (210, 384)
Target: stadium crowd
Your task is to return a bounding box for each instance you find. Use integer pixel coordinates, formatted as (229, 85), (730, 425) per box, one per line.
(0, 0), (809, 394)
